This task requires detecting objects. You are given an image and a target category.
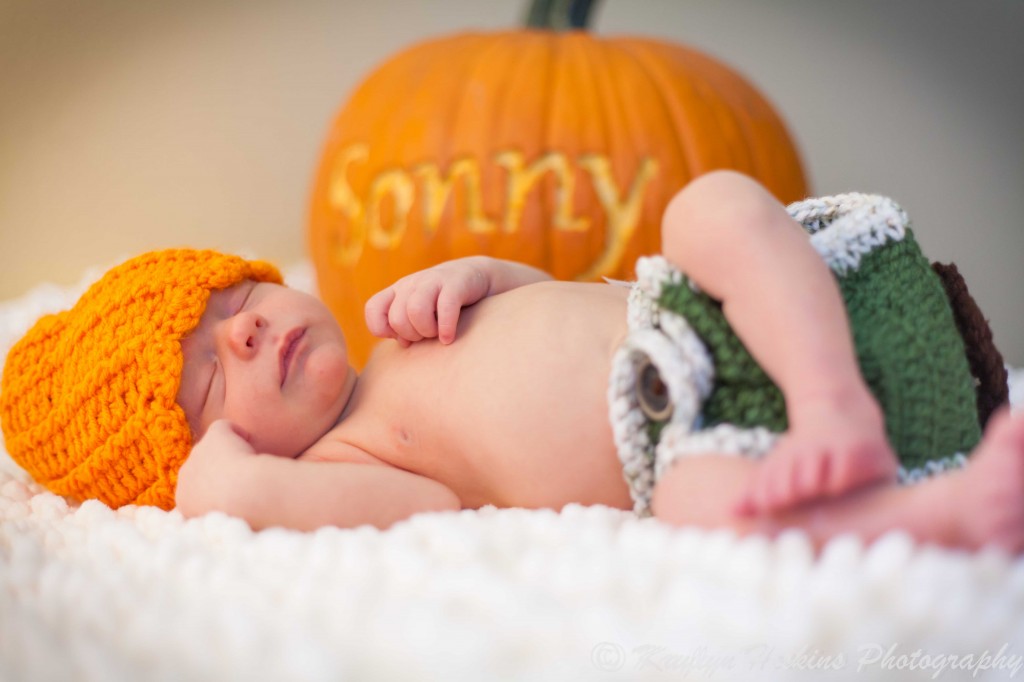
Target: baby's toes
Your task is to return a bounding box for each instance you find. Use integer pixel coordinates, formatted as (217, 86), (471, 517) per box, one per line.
(766, 460), (797, 510)
(749, 473), (774, 514)
(827, 446), (893, 495)
(985, 501), (1024, 554)
(794, 455), (829, 501)
(749, 458), (787, 514)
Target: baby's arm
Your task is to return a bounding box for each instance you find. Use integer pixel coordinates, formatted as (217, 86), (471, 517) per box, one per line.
(365, 256), (551, 346)
(661, 171), (898, 515)
(176, 421), (460, 531)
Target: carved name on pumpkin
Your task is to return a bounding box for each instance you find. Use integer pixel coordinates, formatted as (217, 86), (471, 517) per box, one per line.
(326, 144), (659, 279)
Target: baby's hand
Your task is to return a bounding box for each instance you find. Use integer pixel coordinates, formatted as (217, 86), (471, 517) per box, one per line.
(734, 398), (899, 516)
(176, 420), (257, 515)
(365, 257), (494, 346)
(192, 419), (256, 456)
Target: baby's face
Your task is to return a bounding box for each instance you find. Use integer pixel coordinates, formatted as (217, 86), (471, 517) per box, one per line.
(177, 280), (355, 457)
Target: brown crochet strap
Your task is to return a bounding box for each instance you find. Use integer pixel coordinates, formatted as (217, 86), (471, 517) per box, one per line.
(931, 261), (1008, 429)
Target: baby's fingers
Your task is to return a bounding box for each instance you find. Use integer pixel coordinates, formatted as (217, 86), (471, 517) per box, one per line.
(435, 288), (466, 344)
(406, 284), (442, 340)
(365, 288), (398, 339)
(387, 287), (426, 344)
(435, 269), (488, 343)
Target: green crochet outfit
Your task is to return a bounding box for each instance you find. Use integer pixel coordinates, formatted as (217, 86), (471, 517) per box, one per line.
(608, 193), (982, 516)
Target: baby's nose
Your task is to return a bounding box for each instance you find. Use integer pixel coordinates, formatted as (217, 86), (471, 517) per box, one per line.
(226, 311), (266, 357)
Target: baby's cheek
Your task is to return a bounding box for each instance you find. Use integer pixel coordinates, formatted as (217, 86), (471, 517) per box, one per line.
(308, 345), (349, 405)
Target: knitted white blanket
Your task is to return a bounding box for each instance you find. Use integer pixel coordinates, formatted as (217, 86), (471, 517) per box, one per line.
(2, 265), (1023, 682)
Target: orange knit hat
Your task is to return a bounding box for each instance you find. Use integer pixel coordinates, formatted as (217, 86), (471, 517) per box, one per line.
(0, 249), (282, 510)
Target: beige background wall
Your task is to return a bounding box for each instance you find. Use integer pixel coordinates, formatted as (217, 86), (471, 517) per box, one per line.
(1, 0), (1021, 364)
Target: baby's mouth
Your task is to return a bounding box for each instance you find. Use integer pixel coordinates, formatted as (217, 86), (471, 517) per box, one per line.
(279, 328), (306, 386)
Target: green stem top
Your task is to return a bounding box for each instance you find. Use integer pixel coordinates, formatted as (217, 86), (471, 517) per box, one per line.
(525, 0), (600, 30)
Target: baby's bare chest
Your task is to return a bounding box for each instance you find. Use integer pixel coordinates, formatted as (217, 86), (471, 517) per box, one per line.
(338, 282), (633, 508)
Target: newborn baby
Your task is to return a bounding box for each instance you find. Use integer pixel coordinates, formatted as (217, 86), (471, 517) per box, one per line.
(4, 171), (1022, 553)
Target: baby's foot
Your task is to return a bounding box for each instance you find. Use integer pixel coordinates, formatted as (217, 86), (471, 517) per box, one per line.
(735, 394), (898, 516)
(951, 408), (1024, 553)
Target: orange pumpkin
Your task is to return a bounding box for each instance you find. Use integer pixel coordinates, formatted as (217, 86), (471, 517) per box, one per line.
(309, 9), (808, 368)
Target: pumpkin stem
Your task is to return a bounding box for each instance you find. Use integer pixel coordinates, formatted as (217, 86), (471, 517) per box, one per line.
(525, 0), (600, 30)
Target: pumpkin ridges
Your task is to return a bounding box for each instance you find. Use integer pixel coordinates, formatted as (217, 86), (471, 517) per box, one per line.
(667, 42), (754, 169)
(445, 32), (515, 260)
(660, 43), (748, 169)
(545, 32), (598, 278)
(360, 35), (464, 288)
(419, 33), (505, 269)
(538, 29), (562, 276)
(534, 30), (570, 275)
(427, 34), (495, 168)
(579, 33), (622, 277)
(495, 31), (559, 272)
(442, 33), (495, 259)
(544, 30), (575, 275)
(598, 38), (690, 274)
(369, 38), (456, 286)
(400, 33), (493, 278)
(652, 39), (806, 202)
(599, 37), (689, 268)
(659, 44), (756, 171)
(653, 41), (799, 201)
(588, 35), (649, 277)
(611, 39), (706, 179)
(605, 37), (690, 178)
(617, 37), (806, 203)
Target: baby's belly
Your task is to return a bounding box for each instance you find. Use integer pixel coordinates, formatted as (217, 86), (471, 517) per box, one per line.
(372, 282), (634, 511)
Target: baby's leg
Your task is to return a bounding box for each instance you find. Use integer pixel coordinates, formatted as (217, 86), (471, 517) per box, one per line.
(651, 409), (1024, 553)
(660, 171), (897, 514)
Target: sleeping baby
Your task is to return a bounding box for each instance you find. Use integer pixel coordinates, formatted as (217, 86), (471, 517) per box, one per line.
(3, 171), (1022, 553)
